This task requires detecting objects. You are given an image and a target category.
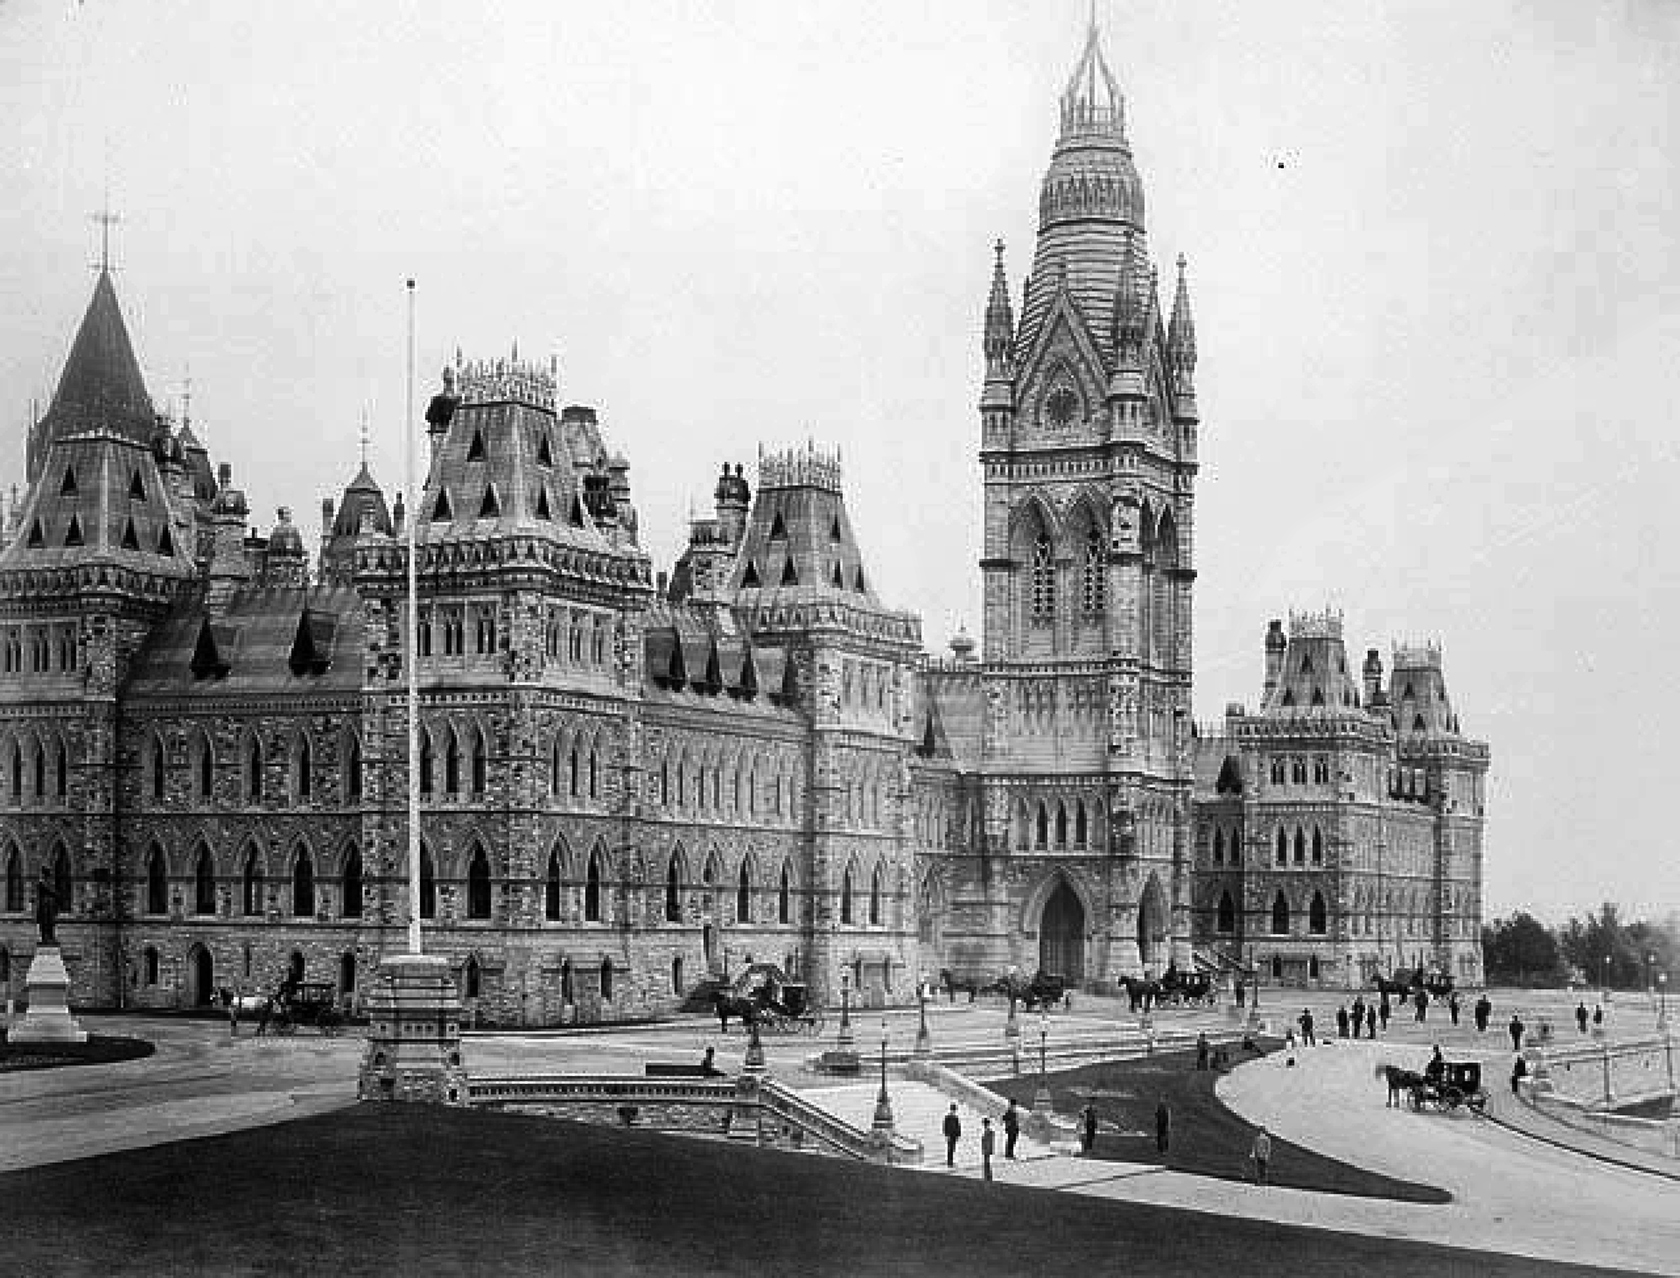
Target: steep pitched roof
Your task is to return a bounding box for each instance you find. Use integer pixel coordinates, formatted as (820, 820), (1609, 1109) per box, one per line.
(41, 270), (155, 445)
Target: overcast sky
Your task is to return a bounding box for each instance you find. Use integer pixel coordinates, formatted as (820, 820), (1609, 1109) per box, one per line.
(2, 0), (1676, 926)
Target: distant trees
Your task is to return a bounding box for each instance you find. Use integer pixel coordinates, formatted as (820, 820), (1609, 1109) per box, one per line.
(1482, 912), (1564, 986)
(1486, 904), (1678, 990)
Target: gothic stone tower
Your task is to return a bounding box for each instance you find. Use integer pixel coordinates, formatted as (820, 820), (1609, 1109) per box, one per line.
(975, 21), (1199, 983)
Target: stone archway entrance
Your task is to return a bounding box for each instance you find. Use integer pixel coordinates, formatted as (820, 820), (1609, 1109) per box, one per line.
(1038, 879), (1085, 983)
(187, 944), (214, 1006)
(1137, 875), (1169, 976)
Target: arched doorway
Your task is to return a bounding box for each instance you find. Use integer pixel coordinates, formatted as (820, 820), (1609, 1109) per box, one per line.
(1136, 875), (1169, 976)
(1038, 879), (1085, 983)
(187, 944), (214, 1006)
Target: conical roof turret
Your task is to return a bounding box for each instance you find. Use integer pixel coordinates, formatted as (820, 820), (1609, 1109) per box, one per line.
(983, 240), (1016, 388)
(40, 270), (155, 445)
(1168, 253), (1198, 418)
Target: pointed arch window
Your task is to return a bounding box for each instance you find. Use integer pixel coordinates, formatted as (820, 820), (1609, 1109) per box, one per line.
(585, 850), (603, 923)
(149, 735), (167, 802)
(1276, 827), (1288, 866)
(1030, 534), (1055, 620)
(471, 729), (487, 795)
(467, 844), (491, 920)
(1055, 801), (1068, 848)
(1213, 828), (1225, 865)
(665, 855), (682, 923)
(1271, 891), (1290, 935)
(342, 846), (363, 919)
(1217, 890), (1236, 933)
(568, 742), (580, 798)
(840, 866), (854, 925)
(419, 729), (435, 797)
(1075, 800), (1088, 849)
(196, 732), (214, 800)
(241, 847), (264, 917)
(545, 848), (562, 921)
(736, 862), (751, 923)
(245, 734), (264, 802)
(1036, 802), (1049, 850)
(51, 845), (70, 919)
(869, 864), (883, 926)
(146, 844), (168, 915)
(419, 847), (436, 920)
(444, 728), (461, 796)
(1082, 527), (1105, 614)
(9, 739), (21, 802)
(345, 734), (362, 801)
(600, 957), (613, 1002)
(1293, 827), (1306, 865)
(53, 738), (66, 800)
(1309, 890), (1328, 935)
(194, 844), (215, 915)
(32, 739), (44, 799)
(588, 742), (599, 800)
(292, 733), (312, 802)
(1311, 827), (1324, 866)
(778, 862), (792, 925)
(292, 849), (315, 917)
(4, 845), (21, 912)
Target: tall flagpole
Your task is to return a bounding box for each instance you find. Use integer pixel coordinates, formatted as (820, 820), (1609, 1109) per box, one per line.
(405, 279), (422, 955)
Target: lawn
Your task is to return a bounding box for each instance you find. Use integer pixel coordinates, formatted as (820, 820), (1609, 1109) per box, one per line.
(987, 1041), (1450, 1202)
(0, 1104), (1633, 1277)
(0, 1033), (153, 1072)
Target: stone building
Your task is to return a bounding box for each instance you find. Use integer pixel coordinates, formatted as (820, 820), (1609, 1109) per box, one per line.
(0, 20), (1486, 1018)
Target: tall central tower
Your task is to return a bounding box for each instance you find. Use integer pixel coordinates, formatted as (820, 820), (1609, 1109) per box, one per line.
(976, 19), (1199, 981)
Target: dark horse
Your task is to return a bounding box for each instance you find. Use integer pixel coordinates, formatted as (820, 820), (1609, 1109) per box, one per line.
(1373, 974), (1415, 999)
(1118, 975), (1164, 1013)
(712, 990), (761, 1034)
(938, 969), (979, 1004)
(1376, 1061), (1426, 1108)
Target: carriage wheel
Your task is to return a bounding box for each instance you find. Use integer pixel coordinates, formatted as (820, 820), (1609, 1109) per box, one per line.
(1440, 1087), (1464, 1110)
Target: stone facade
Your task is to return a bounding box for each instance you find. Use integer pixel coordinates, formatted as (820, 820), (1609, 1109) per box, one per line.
(0, 22), (1486, 1015)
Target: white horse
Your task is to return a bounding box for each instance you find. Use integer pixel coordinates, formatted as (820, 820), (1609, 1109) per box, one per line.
(213, 987), (273, 1017)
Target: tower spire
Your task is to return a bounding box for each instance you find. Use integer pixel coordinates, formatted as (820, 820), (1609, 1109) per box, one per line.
(983, 239), (1015, 381)
(1168, 253), (1197, 386)
(90, 187), (121, 276)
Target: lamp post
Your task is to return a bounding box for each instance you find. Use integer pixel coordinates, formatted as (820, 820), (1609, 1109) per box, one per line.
(1033, 1009), (1053, 1113)
(1603, 954), (1613, 1004)
(914, 985), (932, 1059)
(837, 970), (853, 1048)
(1658, 971), (1669, 1035)
(1647, 953), (1656, 1005)
(743, 1012), (767, 1074)
(871, 1016), (894, 1136)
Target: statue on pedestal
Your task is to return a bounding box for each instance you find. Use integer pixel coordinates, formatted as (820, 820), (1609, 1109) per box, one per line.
(35, 866), (58, 947)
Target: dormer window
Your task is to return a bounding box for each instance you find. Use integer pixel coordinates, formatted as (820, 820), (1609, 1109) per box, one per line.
(129, 471), (146, 500)
(59, 468), (77, 497)
(466, 429), (486, 462)
(770, 510), (787, 540)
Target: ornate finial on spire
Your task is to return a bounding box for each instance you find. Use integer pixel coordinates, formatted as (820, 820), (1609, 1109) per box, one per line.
(984, 239), (1016, 379)
(179, 364), (193, 432)
(1168, 252), (1198, 394)
(359, 406), (371, 467)
(994, 238), (1005, 265)
(90, 199), (122, 275)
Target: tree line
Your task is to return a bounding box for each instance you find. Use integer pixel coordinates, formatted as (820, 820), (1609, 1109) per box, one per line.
(1482, 903), (1678, 989)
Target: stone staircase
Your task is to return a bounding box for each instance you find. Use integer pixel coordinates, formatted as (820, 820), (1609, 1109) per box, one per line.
(799, 1080), (1061, 1171)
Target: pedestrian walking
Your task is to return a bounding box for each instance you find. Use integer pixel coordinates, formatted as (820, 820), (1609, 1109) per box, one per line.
(1081, 1103), (1098, 1156)
(1593, 1005), (1604, 1031)
(1414, 988), (1429, 1023)
(1475, 994), (1491, 1032)
(1366, 1005), (1377, 1038)
(1196, 1031), (1210, 1071)
(1155, 1097), (1171, 1155)
(1448, 992), (1461, 1026)
(1335, 1005), (1350, 1039)
(981, 1117), (995, 1182)
(1250, 1127), (1272, 1184)
(942, 1103), (961, 1167)
(1298, 1009), (1315, 1046)
(1351, 996), (1366, 1039)
(1576, 1002), (1589, 1034)
(1378, 996), (1391, 1031)
(1511, 1053), (1527, 1096)
(1284, 1027), (1297, 1067)
(1002, 1098), (1020, 1159)
(1235, 979), (1246, 1009)
(1508, 1014), (1525, 1052)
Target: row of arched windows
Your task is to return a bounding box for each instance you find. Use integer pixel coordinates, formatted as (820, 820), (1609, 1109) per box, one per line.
(542, 606), (611, 668)
(2, 843), (71, 913)
(135, 728), (363, 807)
(1, 733), (70, 806)
(1012, 796), (1099, 851)
(1268, 755), (1331, 785)
(653, 743), (799, 822)
(0, 624), (77, 676)
(1210, 825), (1242, 865)
(419, 724), (489, 799)
(1209, 888), (1329, 936)
(1273, 824), (1326, 867)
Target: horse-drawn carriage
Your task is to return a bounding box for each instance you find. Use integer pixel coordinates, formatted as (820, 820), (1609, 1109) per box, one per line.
(1118, 963), (1216, 1011)
(265, 981), (344, 1036)
(1373, 966), (1455, 1000)
(1378, 1059), (1487, 1113)
(712, 963), (824, 1035)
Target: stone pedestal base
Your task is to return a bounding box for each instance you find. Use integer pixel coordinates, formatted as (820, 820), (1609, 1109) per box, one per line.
(358, 953), (467, 1105)
(11, 946), (87, 1044)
